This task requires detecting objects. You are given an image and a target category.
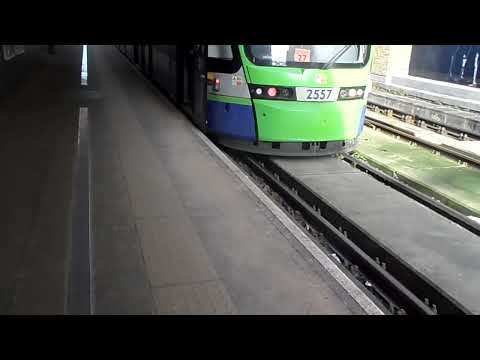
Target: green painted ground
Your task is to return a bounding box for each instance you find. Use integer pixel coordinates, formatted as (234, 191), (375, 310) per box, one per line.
(355, 127), (480, 218)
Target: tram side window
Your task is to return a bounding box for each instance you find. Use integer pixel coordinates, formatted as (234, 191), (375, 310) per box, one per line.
(207, 45), (239, 73)
(2, 45), (16, 61)
(208, 45), (233, 61)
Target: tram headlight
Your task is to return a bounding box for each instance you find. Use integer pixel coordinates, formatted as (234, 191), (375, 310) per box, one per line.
(280, 88), (291, 97)
(339, 86), (367, 100)
(250, 85), (295, 100)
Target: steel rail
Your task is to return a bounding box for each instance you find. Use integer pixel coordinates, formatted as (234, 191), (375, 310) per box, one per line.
(365, 115), (480, 168)
(240, 154), (471, 315)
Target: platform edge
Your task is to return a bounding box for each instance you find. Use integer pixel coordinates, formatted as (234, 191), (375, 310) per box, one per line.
(193, 127), (385, 316)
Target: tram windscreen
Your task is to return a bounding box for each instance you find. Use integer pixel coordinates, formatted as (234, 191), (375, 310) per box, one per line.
(244, 45), (370, 68)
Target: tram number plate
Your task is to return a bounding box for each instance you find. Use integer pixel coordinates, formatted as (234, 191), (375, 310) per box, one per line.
(296, 87), (339, 102)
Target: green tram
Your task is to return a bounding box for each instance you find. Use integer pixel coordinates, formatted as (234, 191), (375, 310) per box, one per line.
(118, 45), (373, 156)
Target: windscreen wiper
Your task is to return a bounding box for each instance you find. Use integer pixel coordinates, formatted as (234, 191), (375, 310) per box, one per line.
(322, 45), (353, 70)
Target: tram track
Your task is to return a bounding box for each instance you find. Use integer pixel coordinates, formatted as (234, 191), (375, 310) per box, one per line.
(227, 150), (471, 315)
(223, 106), (480, 316)
(366, 100), (480, 142)
(364, 112), (480, 169)
(341, 152), (480, 237)
(355, 110), (480, 234)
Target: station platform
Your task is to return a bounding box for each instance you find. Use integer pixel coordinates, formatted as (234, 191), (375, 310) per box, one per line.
(0, 45), (83, 314)
(371, 72), (480, 112)
(0, 45), (374, 314)
(369, 81), (480, 138)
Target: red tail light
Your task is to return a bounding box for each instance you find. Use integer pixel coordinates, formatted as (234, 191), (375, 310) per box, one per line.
(267, 87), (277, 97)
(214, 78), (220, 91)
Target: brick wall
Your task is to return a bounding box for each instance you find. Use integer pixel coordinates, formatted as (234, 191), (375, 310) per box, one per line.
(371, 45), (390, 76)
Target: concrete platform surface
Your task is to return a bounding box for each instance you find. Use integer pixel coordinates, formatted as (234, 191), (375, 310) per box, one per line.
(0, 45), (83, 314)
(88, 45), (365, 315)
(273, 156), (480, 314)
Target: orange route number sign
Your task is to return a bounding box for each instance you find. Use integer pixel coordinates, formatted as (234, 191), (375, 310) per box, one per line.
(294, 48), (311, 63)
